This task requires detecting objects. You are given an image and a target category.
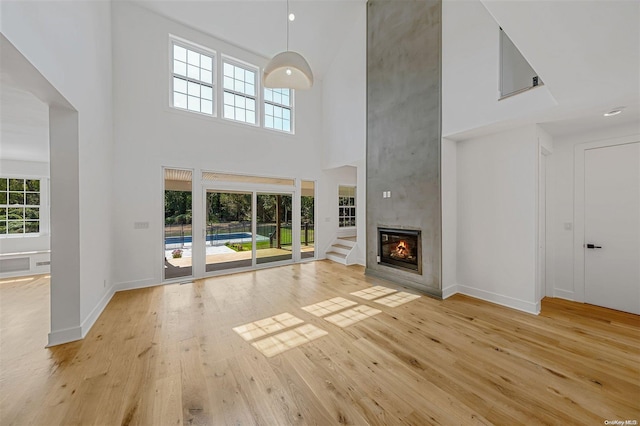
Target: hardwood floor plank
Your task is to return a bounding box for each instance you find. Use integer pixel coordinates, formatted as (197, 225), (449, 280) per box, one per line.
(152, 374), (183, 426)
(1, 262), (638, 425)
(204, 359), (256, 425)
(179, 337), (212, 425)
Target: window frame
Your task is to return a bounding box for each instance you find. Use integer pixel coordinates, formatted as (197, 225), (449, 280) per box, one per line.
(338, 185), (356, 228)
(263, 87), (294, 134)
(170, 36), (217, 117)
(0, 177), (44, 238)
(167, 35), (298, 135)
(221, 55), (260, 127)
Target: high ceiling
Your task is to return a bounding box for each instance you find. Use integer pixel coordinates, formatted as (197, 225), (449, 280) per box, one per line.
(0, 84), (49, 163)
(133, 0), (366, 79)
(2, 0), (637, 165)
(480, 0), (640, 138)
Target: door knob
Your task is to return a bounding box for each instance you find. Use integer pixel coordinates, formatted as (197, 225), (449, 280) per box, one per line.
(586, 243), (602, 249)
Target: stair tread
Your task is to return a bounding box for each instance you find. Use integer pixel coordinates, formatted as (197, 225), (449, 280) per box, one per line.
(326, 251), (347, 258)
(331, 244), (352, 250)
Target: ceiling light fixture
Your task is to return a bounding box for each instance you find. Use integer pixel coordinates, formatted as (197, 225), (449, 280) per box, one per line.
(263, 0), (313, 90)
(604, 108), (624, 117)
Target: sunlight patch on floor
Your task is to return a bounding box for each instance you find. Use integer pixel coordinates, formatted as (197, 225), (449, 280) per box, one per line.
(232, 312), (304, 341)
(373, 292), (421, 307)
(251, 324), (328, 357)
(301, 297), (358, 317)
(350, 285), (397, 300)
(324, 305), (382, 328)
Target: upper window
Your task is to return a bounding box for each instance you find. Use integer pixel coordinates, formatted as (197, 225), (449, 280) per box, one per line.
(264, 88), (293, 133)
(222, 59), (257, 125)
(499, 28), (542, 99)
(338, 186), (356, 228)
(0, 178), (41, 236)
(172, 41), (215, 115)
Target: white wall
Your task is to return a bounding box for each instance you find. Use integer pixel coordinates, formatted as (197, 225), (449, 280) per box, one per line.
(1, 1), (114, 345)
(317, 166), (357, 257)
(111, 2), (326, 289)
(322, 7), (366, 170)
(355, 159), (366, 265)
(321, 7), (366, 265)
(546, 123), (640, 301)
(456, 125), (539, 313)
(441, 0), (556, 138)
(441, 137), (457, 297)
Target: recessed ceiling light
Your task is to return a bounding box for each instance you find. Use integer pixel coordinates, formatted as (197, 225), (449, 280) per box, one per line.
(604, 108), (624, 117)
(288, 13), (295, 21)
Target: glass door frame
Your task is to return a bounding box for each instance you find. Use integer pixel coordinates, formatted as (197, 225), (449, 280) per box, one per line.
(162, 166), (195, 283)
(201, 180), (299, 277)
(203, 188), (254, 274)
(300, 179), (317, 262)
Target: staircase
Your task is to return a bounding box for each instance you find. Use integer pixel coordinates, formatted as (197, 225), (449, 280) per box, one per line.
(326, 237), (357, 265)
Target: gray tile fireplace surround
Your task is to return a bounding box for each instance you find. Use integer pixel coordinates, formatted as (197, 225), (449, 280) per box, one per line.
(365, 0), (442, 298)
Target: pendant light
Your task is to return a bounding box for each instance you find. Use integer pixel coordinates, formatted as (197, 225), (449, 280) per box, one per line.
(263, 0), (314, 90)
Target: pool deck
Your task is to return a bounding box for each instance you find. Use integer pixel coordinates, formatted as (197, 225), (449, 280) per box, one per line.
(166, 245), (315, 267)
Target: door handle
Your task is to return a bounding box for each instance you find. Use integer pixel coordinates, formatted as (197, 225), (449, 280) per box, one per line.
(585, 243), (602, 249)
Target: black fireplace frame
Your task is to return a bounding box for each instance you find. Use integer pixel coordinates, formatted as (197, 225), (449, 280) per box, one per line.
(377, 227), (422, 275)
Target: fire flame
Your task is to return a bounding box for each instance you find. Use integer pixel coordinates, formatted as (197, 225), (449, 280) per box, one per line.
(394, 240), (410, 258)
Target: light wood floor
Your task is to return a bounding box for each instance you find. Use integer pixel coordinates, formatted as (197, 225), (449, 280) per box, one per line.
(1, 262), (638, 425)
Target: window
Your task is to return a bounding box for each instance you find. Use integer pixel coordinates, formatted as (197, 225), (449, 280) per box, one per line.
(222, 59), (257, 124)
(172, 41), (215, 115)
(0, 178), (41, 236)
(499, 28), (542, 99)
(169, 37), (298, 133)
(264, 88), (292, 132)
(338, 186), (356, 228)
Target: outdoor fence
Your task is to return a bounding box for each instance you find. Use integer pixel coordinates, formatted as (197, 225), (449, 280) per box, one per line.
(164, 221), (314, 248)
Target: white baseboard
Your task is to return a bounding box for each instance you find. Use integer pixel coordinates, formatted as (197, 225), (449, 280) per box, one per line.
(114, 277), (159, 292)
(80, 285), (116, 338)
(442, 283), (458, 299)
(47, 325), (82, 347)
(553, 289), (575, 301)
(47, 285), (116, 347)
(457, 284), (539, 315)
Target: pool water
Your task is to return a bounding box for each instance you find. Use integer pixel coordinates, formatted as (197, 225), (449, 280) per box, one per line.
(165, 232), (252, 245)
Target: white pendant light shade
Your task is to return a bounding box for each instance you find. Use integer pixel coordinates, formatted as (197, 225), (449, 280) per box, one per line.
(263, 51), (314, 89)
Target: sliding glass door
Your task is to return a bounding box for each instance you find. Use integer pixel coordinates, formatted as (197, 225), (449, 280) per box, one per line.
(164, 168), (193, 280)
(205, 190), (252, 272)
(300, 180), (315, 259)
(256, 193), (293, 264)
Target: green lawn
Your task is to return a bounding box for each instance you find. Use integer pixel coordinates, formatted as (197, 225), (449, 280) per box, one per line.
(227, 241), (271, 252)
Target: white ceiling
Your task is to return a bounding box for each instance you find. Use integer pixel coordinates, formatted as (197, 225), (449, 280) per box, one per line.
(479, 0), (640, 138)
(133, 0), (366, 79)
(2, 0), (637, 164)
(0, 83), (49, 163)
(0, 34), (68, 164)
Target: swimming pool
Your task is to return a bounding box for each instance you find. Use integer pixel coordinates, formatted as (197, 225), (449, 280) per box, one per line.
(165, 232), (253, 245)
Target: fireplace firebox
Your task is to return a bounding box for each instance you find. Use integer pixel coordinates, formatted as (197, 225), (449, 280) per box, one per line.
(378, 228), (421, 274)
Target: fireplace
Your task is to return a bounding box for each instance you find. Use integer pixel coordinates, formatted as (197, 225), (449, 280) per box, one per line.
(378, 228), (421, 274)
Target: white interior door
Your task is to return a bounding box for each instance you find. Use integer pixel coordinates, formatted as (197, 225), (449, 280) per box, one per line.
(584, 142), (640, 314)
